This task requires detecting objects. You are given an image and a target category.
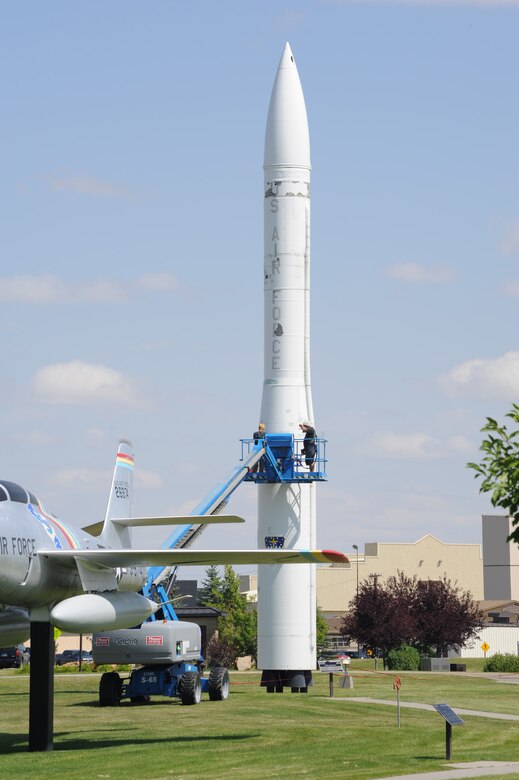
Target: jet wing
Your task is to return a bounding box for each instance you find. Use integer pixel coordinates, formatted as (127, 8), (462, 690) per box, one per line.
(39, 548), (349, 568)
(82, 514), (245, 537)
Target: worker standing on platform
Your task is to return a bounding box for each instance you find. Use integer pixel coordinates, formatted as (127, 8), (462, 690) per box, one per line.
(254, 422), (266, 444)
(299, 422), (317, 472)
(252, 422), (266, 472)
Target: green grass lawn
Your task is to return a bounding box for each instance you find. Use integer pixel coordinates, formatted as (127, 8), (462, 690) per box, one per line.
(0, 670), (517, 779)
(345, 666), (519, 715)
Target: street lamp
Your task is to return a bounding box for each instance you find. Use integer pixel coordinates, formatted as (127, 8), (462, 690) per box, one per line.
(352, 545), (359, 603)
(352, 545), (359, 654)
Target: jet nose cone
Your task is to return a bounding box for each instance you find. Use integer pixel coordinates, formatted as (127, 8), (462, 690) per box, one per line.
(264, 42), (310, 171)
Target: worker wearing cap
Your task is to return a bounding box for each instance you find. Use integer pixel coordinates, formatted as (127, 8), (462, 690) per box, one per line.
(252, 423), (266, 472)
(299, 422), (317, 472)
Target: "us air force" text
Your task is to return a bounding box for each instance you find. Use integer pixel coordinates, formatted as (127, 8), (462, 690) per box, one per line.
(0, 536), (37, 556)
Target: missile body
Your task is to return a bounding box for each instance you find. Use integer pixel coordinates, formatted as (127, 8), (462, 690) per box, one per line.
(258, 43), (316, 691)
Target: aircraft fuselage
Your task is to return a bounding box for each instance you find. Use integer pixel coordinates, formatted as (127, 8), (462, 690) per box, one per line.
(0, 481), (145, 610)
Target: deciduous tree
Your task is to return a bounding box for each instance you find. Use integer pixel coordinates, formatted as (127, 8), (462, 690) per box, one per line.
(316, 606), (329, 653)
(341, 572), (416, 658)
(413, 577), (482, 657)
(340, 571), (482, 661)
(467, 404), (519, 545)
(201, 564), (257, 664)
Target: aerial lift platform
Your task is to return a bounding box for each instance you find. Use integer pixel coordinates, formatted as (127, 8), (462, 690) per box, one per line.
(94, 435), (327, 707)
(143, 434), (327, 619)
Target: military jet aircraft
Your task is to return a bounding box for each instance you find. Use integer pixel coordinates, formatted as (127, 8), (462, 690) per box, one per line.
(0, 439), (347, 751)
(0, 439), (347, 643)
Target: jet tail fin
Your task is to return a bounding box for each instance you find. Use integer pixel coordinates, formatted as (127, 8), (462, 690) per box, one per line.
(98, 440), (134, 548)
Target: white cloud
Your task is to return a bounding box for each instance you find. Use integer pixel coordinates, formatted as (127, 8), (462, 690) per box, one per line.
(136, 273), (178, 292)
(52, 464), (162, 492)
(0, 275), (68, 303)
(33, 361), (144, 408)
(501, 222), (519, 255)
(135, 470), (164, 490)
(75, 280), (128, 303)
(53, 468), (107, 487)
(369, 431), (472, 459)
(12, 431), (56, 447)
(503, 280), (519, 297)
(0, 274), (178, 304)
(51, 175), (132, 198)
(84, 428), (110, 448)
(440, 351), (519, 399)
(385, 263), (455, 284)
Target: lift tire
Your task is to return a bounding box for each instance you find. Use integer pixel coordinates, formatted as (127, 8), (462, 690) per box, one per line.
(99, 671), (122, 707)
(208, 667), (230, 701)
(130, 695), (151, 704)
(178, 671), (202, 705)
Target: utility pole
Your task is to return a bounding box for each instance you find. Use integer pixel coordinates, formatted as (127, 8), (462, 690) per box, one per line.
(369, 573), (382, 670)
(352, 544), (359, 654)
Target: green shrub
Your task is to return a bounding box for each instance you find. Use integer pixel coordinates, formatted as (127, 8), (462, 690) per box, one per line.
(483, 653), (519, 673)
(386, 645), (420, 671)
(95, 664), (131, 673)
(52, 662), (131, 673)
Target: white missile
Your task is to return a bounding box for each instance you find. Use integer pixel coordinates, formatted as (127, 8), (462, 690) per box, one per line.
(261, 41), (313, 431)
(257, 43), (316, 692)
(50, 592), (159, 634)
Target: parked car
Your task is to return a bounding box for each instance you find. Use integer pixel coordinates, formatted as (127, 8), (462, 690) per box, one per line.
(0, 644), (30, 669)
(318, 651), (351, 666)
(347, 649), (368, 659)
(55, 649), (93, 666)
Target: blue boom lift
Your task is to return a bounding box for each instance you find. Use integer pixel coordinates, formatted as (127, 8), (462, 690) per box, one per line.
(93, 435), (326, 706)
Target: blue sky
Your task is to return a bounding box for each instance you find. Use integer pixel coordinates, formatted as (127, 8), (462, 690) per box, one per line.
(1, 1), (518, 580)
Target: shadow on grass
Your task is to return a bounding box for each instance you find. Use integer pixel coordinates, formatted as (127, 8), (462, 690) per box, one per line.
(415, 755), (444, 760)
(70, 698), (226, 707)
(0, 731), (258, 753)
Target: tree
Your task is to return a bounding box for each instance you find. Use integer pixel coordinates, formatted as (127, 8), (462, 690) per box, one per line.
(341, 572), (416, 659)
(340, 571), (482, 661)
(217, 566), (257, 659)
(199, 564), (223, 609)
(413, 577), (482, 657)
(467, 404), (519, 545)
(201, 564), (257, 665)
(316, 607), (329, 653)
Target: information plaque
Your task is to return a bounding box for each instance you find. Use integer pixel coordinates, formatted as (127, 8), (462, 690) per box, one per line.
(433, 703), (465, 726)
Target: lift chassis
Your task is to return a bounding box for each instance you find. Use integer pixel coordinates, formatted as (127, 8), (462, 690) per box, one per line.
(99, 662), (230, 706)
(93, 621), (230, 706)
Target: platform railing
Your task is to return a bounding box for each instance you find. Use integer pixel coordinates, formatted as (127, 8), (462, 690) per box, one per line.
(240, 434), (327, 482)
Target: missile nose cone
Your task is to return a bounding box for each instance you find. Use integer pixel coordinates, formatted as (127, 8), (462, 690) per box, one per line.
(264, 42), (310, 171)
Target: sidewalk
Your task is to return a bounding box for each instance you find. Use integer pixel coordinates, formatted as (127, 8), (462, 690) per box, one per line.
(373, 761), (519, 780)
(330, 696), (519, 721)
(329, 697), (519, 779)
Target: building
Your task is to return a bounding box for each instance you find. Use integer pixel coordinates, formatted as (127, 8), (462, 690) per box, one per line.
(316, 534), (484, 617)
(241, 533), (483, 614)
(482, 515), (519, 600)
(241, 534), (485, 652)
(460, 600), (519, 658)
